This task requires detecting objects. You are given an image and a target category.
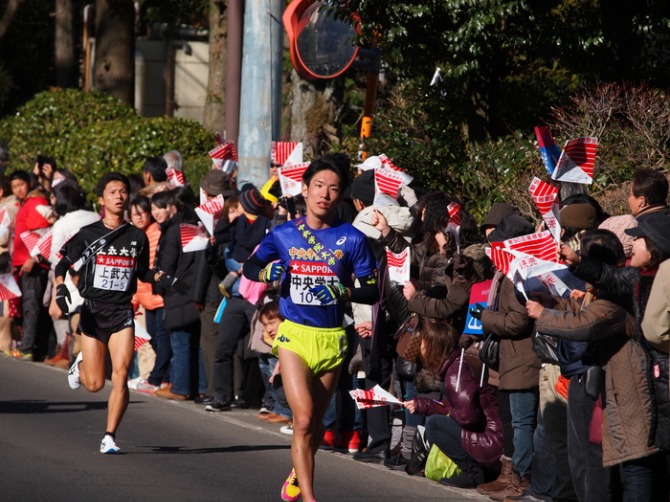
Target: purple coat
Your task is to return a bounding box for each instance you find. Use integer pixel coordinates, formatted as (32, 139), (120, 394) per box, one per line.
(413, 351), (504, 466)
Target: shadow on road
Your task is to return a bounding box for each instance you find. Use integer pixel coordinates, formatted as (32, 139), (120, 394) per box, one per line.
(131, 444), (291, 455)
(0, 399), (114, 413)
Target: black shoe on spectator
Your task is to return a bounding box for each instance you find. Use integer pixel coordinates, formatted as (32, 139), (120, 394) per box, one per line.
(383, 453), (409, 470)
(205, 399), (232, 412)
(195, 395), (215, 405)
(230, 398), (252, 409)
(353, 449), (386, 464)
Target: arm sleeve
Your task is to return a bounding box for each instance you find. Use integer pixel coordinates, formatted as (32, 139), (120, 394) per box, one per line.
(571, 257), (639, 295)
(535, 300), (628, 342)
(134, 235), (154, 284)
(54, 255), (73, 280)
(348, 274), (379, 305)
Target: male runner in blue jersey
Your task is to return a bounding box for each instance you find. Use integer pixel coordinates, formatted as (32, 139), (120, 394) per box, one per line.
(244, 158), (378, 502)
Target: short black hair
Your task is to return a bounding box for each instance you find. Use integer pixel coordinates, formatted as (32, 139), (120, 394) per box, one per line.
(580, 229), (625, 267)
(259, 300), (282, 321)
(142, 156), (168, 182)
(95, 172), (130, 197)
(302, 157), (350, 192)
(0, 174), (11, 197)
(129, 194), (151, 214)
(150, 189), (175, 209)
(10, 170), (32, 185)
(631, 168), (669, 205)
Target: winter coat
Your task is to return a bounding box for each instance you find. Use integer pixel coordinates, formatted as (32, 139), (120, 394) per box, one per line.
(535, 297), (659, 466)
(155, 213), (206, 330)
(480, 273), (539, 390)
(12, 187), (51, 268)
(571, 257), (670, 450)
(412, 351), (504, 466)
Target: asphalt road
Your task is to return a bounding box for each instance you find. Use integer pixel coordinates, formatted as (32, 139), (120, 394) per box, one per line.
(0, 356), (489, 501)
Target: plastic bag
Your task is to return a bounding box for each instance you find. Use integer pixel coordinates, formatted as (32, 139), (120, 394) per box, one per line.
(424, 444), (462, 482)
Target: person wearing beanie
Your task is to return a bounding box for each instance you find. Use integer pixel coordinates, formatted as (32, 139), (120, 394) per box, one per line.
(200, 169), (237, 199)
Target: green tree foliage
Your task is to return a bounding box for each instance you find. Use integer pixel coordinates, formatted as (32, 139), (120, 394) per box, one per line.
(0, 89), (213, 197)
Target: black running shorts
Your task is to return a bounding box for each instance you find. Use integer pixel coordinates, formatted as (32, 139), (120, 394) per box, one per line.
(78, 299), (134, 344)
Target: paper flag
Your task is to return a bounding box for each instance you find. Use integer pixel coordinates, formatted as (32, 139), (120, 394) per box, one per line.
(272, 141), (302, 167)
(504, 230), (559, 263)
(373, 167), (405, 206)
(133, 320), (151, 351)
(534, 126), (561, 176)
(20, 228), (51, 258)
(386, 247), (410, 285)
(195, 194), (225, 236)
(463, 279), (492, 335)
(445, 202), (461, 252)
(355, 155), (382, 172)
(35, 230), (52, 260)
(349, 385), (403, 410)
(166, 167), (185, 188)
(528, 177), (561, 242)
(180, 223), (210, 252)
(378, 154), (413, 185)
(486, 242), (516, 276)
(279, 162), (310, 197)
(35, 204), (55, 221)
(551, 137), (598, 184)
(209, 141), (238, 171)
(0, 273), (21, 300)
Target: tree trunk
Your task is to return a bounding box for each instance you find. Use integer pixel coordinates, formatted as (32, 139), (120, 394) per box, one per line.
(0, 0), (23, 40)
(55, 0), (77, 88)
(202, 0), (227, 133)
(286, 69), (342, 158)
(93, 0), (135, 106)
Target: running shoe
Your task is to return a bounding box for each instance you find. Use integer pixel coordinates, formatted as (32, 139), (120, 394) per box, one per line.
(127, 376), (143, 390)
(100, 434), (120, 454)
(280, 468), (300, 502)
(68, 352), (83, 390)
(279, 424), (294, 435)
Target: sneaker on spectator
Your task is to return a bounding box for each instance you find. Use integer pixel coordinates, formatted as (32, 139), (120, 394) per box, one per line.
(135, 379), (159, 394)
(320, 429), (337, 450)
(280, 468), (300, 502)
(127, 376), (142, 390)
(100, 434), (120, 454)
(279, 424), (294, 435)
(339, 430), (361, 453)
(68, 352), (83, 390)
(14, 350), (32, 361)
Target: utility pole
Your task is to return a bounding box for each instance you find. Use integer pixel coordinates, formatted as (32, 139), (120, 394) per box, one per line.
(237, 0), (284, 188)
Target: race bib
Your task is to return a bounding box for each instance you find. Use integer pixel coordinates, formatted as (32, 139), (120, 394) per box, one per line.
(289, 260), (338, 306)
(93, 254), (134, 292)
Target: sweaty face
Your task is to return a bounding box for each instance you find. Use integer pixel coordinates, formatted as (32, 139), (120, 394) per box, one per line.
(99, 181), (129, 215)
(302, 169), (341, 220)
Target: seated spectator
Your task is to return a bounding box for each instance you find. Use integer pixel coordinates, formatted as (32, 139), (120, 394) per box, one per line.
(404, 319), (503, 488)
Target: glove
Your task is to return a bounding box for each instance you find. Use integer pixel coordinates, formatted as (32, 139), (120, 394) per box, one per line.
(309, 282), (347, 305)
(458, 334), (480, 349)
(55, 283), (71, 315)
(469, 303), (485, 320)
(259, 262), (285, 283)
(399, 184), (418, 208)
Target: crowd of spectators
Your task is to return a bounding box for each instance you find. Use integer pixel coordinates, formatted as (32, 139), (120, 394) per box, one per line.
(0, 143), (668, 500)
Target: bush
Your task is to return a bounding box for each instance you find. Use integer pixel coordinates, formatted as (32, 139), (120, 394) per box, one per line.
(0, 89), (214, 198)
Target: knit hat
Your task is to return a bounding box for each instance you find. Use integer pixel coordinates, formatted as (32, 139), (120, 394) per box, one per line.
(200, 169), (236, 197)
(481, 203), (517, 232)
(625, 211), (670, 255)
(599, 215), (637, 258)
(240, 187), (267, 216)
(560, 203), (598, 230)
(488, 214), (534, 243)
(350, 170), (375, 207)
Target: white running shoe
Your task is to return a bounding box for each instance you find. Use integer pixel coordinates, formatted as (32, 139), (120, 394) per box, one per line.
(280, 424), (294, 435)
(100, 434), (120, 454)
(68, 352), (83, 390)
(127, 376), (143, 390)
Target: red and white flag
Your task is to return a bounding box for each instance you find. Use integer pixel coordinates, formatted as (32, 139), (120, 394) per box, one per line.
(0, 273), (21, 301)
(0, 208), (10, 230)
(195, 194), (224, 236)
(349, 385), (403, 410)
(279, 162), (310, 197)
(486, 242), (516, 276)
(209, 141), (238, 172)
(133, 320), (151, 351)
(378, 153), (413, 184)
(180, 223), (210, 253)
(386, 247), (410, 285)
(166, 167), (185, 188)
(504, 230), (559, 263)
(551, 137), (598, 185)
(444, 202), (462, 251)
(374, 167), (406, 206)
(21, 228), (51, 258)
(272, 141), (302, 167)
(528, 177), (561, 242)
